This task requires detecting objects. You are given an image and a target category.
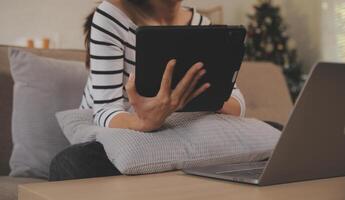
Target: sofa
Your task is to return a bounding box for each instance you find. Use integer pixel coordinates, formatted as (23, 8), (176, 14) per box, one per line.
(0, 44), (293, 200)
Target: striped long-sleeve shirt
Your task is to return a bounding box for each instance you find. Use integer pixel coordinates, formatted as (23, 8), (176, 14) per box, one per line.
(80, 1), (246, 127)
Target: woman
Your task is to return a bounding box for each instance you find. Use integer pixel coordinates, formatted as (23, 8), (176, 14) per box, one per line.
(49, 0), (246, 181)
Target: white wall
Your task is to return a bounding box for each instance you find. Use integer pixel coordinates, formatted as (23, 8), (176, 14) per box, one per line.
(320, 0), (345, 62)
(0, 0), (284, 49)
(184, 0), (283, 25)
(0, 0), (98, 49)
(0, 0), (321, 71)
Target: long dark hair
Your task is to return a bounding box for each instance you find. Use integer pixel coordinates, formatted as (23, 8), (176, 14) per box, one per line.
(84, 0), (148, 68)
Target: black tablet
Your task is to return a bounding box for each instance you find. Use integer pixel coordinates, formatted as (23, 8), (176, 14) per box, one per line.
(135, 25), (246, 112)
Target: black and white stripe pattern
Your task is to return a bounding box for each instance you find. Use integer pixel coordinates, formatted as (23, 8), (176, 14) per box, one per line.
(80, 1), (245, 127)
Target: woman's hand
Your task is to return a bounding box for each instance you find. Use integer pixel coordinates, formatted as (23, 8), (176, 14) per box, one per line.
(126, 59), (210, 132)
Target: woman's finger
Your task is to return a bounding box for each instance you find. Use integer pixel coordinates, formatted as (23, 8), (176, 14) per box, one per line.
(172, 62), (204, 98)
(126, 73), (140, 105)
(158, 59), (176, 97)
(184, 83), (211, 105)
(180, 69), (206, 104)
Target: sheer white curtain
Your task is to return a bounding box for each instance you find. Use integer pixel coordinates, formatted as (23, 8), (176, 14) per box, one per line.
(321, 0), (345, 62)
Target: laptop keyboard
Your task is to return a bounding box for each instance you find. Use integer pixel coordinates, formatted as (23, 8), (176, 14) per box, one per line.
(218, 168), (264, 180)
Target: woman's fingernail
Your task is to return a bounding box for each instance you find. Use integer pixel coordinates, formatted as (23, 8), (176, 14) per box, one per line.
(200, 69), (206, 75)
(196, 64), (203, 70)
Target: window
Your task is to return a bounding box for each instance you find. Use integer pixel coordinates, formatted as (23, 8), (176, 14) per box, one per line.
(321, 0), (345, 62)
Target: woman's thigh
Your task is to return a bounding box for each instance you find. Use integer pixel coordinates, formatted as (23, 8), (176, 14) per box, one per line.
(49, 141), (121, 181)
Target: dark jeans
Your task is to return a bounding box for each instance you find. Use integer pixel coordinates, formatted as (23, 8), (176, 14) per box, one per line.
(49, 141), (121, 181)
(49, 121), (283, 181)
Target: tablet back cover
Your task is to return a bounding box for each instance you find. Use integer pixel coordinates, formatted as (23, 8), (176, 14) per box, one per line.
(136, 25), (246, 112)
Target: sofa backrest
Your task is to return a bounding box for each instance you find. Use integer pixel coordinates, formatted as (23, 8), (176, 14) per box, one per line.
(237, 62), (293, 124)
(0, 45), (293, 176)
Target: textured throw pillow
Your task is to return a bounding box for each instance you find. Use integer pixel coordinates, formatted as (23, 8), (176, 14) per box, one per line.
(56, 109), (97, 144)
(9, 48), (88, 179)
(56, 109), (281, 175)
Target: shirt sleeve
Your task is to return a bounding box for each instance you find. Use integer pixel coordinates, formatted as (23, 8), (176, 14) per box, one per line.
(231, 84), (246, 117)
(90, 12), (129, 127)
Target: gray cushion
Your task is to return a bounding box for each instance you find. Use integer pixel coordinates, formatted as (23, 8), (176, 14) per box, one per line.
(56, 109), (97, 144)
(56, 109), (281, 175)
(9, 48), (88, 179)
(0, 176), (45, 200)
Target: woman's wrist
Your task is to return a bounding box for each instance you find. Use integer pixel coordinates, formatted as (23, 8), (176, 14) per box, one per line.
(108, 111), (164, 132)
(129, 114), (162, 132)
(127, 114), (148, 132)
(108, 112), (149, 131)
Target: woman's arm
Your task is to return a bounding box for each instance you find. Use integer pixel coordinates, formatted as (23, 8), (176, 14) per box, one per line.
(219, 85), (246, 117)
(89, 10), (130, 128)
(219, 97), (242, 116)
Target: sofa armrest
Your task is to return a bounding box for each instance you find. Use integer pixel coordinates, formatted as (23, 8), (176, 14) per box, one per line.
(0, 72), (13, 176)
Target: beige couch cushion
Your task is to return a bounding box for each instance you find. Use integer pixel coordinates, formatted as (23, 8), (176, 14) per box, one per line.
(237, 62), (293, 124)
(0, 176), (45, 200)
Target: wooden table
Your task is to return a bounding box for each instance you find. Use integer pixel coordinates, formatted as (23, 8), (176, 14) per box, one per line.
(19, 171), (345, 200)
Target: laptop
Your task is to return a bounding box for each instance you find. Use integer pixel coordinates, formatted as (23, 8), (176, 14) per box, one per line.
(183, 62), (345, 186)
(135, 25), (246, 112)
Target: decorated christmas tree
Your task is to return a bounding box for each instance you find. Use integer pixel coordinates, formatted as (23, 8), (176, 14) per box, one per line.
(245, 0), (304, 100)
